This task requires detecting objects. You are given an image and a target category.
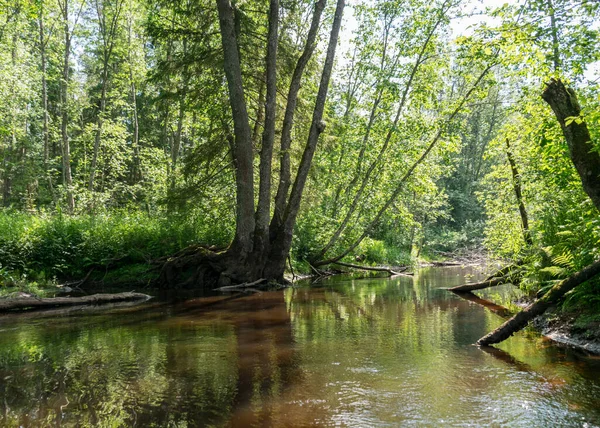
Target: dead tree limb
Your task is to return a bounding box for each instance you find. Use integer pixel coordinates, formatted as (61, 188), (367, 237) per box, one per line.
(214, 278), (266, 292)
(0, 292), (151, 312)
(477, 258), (600, 346)
(333, 261), (409, 276)
(448, 276), (510, 292)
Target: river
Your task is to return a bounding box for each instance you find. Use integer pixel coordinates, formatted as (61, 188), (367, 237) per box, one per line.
(0, 266), (599, 427)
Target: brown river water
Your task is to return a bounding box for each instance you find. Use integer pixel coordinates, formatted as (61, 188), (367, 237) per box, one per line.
(0, 266), (599, 427)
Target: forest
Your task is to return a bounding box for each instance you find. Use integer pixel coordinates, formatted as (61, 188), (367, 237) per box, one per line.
(1, 0), (600, 425)
(0, 0), (599, 333)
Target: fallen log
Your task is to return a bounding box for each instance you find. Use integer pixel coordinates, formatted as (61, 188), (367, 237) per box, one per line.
(332, 261), (409, 276)
(448, 276), (510, 292)
(0, 292), (151, 312)
(477, 258), (600, 346)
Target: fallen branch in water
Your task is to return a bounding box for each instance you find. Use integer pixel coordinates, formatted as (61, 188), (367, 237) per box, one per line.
(0, 292), (151, 312)
(448, 276), (511, 292)
(477, 258), (600, 347)
(333, 261), (410, 276)
(214, 278), (266, 292)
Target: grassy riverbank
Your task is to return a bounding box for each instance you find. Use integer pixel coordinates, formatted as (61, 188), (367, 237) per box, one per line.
(0, 210), (415, 294)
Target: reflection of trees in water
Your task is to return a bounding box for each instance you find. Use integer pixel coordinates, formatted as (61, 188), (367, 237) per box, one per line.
(0, 291), (300, 427)
(226, 292), (301, 427)
(1, 273), (599, 426)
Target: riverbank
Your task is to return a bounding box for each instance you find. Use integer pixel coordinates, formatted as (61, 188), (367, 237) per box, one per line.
(533, 309), (600, 355)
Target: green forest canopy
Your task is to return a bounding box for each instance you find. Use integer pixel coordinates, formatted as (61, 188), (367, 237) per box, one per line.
(0, 0), (598, 288)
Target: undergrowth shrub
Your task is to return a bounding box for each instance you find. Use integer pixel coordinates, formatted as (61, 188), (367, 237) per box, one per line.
(0, 209), (232, 281)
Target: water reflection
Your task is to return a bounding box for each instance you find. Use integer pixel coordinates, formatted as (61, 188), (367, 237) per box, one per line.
(0, 267), (599, 427)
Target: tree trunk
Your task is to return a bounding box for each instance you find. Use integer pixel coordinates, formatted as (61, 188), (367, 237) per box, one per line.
(271, 0), (326, 231)
(541, 78), (600, 212)
(264, 0), (345, 280)
(477, 258), (600, 346)
(39, 7), (53, 195)
(89, 73), (107, 191)
(60, 0), (75, 213)
(253, 0), (279, 261)
(159, 0), (343, 288)
(216, 0), (255, 257)
(449, 276), (510, 292)
(505, 139), (533, 246)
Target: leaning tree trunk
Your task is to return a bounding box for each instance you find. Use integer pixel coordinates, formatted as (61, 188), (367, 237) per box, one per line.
(542, 78), (600, 211)
(475, 80), (600, 346)
(263, 0), (345, 281)
(506, 139), (533, 246)
(478, 258), (600, 346)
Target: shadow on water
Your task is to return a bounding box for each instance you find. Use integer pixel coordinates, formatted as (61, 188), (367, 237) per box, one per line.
(0, 266), (600, 427)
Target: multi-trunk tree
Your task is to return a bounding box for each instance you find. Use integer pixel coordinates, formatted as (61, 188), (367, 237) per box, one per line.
(158, 0), (345, 286)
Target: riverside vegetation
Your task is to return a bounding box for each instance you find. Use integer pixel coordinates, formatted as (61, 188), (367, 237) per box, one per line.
(0, 0), (599, 345)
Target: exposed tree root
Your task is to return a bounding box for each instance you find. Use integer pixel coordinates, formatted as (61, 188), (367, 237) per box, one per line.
(154, 245), (226, 289)
(0, 292), (151, 312)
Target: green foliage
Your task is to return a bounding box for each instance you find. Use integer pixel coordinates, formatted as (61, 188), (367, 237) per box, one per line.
(0, 209), (232, 282)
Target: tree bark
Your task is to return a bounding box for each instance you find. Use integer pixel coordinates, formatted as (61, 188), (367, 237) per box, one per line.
(477, 258), (600, 346)
(505, 139), (533, 246)
(216, 0), (255, 256)
(448, 276), (510, 292)
(38, 4), (53, 195)
(253, 0), (279, 256)
(541, 78), (600, 212)
(59, 0), (77, 213)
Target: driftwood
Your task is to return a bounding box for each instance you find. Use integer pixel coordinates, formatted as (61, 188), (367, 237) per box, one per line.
(214, 278), (266, 292)
(477, 258), (600, 346)
(333, 261), (409, 276)
(448, 276), (510, 292)
(0, 292), (151, 312)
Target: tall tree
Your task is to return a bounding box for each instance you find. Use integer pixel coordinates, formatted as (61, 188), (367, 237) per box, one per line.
(158, 0), (346, 287)
(57, 0), (84, 212)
